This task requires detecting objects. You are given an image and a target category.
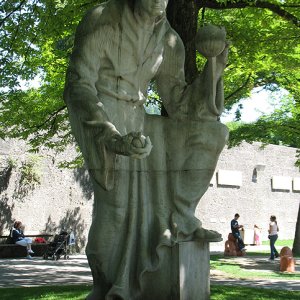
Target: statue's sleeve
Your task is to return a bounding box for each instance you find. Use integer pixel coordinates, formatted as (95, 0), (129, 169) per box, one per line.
(155, 29), (190, 118)
(155, 29), (226, 119)
(64, 9), (119, 191)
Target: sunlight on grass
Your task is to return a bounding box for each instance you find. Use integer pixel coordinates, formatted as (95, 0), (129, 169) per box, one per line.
(0, 285), (91, 300)
(210, 254), (300, 280)
(262, 239), (294, 247)
(1, 284), (300, 300)
(211, 285), (300, 300)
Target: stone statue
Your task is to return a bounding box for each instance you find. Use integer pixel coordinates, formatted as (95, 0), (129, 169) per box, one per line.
(64, 0), (229, 299)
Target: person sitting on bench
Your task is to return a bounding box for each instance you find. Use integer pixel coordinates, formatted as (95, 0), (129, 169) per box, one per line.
(231, 213), (246, 252)
(11, 221), (34, 259)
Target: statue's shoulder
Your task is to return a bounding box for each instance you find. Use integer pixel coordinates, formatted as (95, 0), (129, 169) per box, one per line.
(164, 24), (184, 53)
(76, 0), (122, 36)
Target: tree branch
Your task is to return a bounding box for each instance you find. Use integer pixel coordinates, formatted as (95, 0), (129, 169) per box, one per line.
(29, 106), (67, 131)
(0, 0), (26, 27)
(225, 73), (252, 101)
(197, 0), (300, 28)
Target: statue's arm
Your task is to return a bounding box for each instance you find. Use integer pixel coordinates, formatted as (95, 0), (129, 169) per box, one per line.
(155, 29), (207, 119)
(64, 9), (152, 162)
(154, 30), (189, 118)
(63, 8), (118, 137)
(155, 29), (229, 119)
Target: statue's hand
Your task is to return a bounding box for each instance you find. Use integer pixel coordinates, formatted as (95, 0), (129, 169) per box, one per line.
(216, 41), (230, 66)
(105, 132), (152, 159)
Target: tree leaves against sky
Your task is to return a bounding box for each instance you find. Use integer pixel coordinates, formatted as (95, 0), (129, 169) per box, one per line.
(0, 0), (299, 158)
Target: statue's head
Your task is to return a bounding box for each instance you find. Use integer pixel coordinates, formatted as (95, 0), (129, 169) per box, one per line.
(136, 0), (169, 17)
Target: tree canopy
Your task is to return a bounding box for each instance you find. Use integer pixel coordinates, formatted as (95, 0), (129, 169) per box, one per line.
(0, 0), (299, 156)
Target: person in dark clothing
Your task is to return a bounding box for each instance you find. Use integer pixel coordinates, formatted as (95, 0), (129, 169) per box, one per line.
(11, 221), (34, 259)
(231, 213), (246, 251)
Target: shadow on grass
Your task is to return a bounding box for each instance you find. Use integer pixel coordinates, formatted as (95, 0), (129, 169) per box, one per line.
(210, 254), (300, 280)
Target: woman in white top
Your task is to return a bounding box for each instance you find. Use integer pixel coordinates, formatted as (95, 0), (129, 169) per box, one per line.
(268, 215), (279, 260)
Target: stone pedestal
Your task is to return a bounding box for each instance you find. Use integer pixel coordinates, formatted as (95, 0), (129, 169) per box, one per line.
(179, 241), (210, 300)
(140, 240), (210, 300)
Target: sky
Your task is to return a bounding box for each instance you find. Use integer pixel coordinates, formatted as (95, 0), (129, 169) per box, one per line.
(221, 87), (288, 123)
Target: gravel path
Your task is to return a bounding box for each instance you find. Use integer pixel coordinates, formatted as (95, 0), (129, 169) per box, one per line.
(0, 249), (299, 291)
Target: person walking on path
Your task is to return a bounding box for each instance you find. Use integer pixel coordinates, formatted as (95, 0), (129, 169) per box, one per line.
(231, 213), (246, 251)
(268, 215), (279, 260)
(11, 221), (34, 259)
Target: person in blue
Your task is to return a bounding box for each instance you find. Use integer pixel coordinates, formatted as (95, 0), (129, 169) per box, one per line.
(231, 213), (246, 251)
(11, 221), (34, 259)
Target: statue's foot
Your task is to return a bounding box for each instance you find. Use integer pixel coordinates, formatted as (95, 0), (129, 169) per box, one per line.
(193, 227), (222, 242)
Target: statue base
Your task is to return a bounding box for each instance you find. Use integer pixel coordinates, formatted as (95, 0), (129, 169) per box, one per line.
(140, 240), (210, 300)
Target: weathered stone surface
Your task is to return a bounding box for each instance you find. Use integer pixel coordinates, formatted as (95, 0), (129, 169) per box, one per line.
(63, 0), (228, 299)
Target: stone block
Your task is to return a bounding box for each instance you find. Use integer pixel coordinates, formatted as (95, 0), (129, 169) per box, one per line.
(140, 241), (210, 300)
(293, 177), (300, 191)
(217, 169), (242, 186)
(271, 176), (292, 190)
(179, 241), (210, 300)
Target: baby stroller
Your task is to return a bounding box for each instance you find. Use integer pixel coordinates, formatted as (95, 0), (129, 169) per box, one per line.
(43, 231), (75, 260)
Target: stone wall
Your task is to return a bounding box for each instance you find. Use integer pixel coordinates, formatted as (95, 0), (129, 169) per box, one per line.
(197, 142), (300, 245)
(0, 139), (93, 252)
(1, 140), (299, 251)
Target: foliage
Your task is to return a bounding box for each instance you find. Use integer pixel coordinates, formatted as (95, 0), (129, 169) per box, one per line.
(19, 154), (42, 187)
(0, 0), (299, 154)
(226, 95), (300, 165)
(202, 4), (300, 110)
(6, 156), (17, 169)
(10, 154), (43, 200)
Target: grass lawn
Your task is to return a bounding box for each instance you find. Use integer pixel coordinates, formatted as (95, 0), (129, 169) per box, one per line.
(0, 285), (91, 300)
(211, 257), (300, 280)
(210, 252), (300, 280)
(211, 285), (300, 300)
(1, 285), (300, 300)
(262, 239), (294, 247)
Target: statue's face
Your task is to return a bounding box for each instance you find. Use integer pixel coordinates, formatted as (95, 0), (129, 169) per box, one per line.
(139, 0), (168, 17)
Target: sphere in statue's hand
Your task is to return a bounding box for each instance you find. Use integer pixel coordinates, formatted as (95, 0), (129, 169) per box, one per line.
(131, 136), (146, 148)
(196, 24), (226, 58)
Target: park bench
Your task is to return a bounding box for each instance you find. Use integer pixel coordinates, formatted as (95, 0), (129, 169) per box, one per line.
(0, 234), (53, 258)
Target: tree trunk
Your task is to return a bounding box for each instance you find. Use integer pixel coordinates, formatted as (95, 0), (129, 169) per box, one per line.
(167, 0), (200, 84)
(292, 203), (300, 255)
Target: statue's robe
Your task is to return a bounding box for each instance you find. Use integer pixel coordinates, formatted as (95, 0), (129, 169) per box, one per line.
(64, 1), (228, 299)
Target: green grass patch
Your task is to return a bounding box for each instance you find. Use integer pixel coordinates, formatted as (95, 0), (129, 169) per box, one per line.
(211, 285), (300, 300)
(262, 239), (294, 247)
(1, 284), (299, 300)
(210, 255), (300, 280)
(0, 285), (91, 300)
